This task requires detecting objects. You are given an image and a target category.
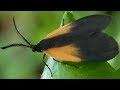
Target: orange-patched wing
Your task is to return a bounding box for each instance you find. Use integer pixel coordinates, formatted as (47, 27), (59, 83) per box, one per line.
(43, 32), (119, 62)
(39, 15), (118, 62)
(44, 44), (81, 62)
(45, 15), (112, 39)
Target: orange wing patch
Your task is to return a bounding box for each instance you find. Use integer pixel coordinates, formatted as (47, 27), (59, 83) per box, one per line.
(43, 44), (81, 62)
(45, 23), (73, 39)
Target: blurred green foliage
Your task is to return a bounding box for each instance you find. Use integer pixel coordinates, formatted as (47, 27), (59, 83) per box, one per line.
(0, 11), (120, 79)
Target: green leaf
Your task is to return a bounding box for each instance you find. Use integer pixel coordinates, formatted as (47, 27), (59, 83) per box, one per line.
(112, 68), (120, 78)
(108, 12), (120, 70)
(60, 11), (75, 27)
(41, 57), (114, 79)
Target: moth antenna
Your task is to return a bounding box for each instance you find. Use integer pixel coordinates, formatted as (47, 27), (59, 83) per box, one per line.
(13, 16), (32, 46)
(1, 44), (31, 49)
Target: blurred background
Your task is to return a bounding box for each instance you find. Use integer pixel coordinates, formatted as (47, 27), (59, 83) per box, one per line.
(0, 11), (120, 79)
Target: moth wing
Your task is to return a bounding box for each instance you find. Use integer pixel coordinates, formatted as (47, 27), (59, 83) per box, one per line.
(43, 44), (81, 62)
(44, 32), (119, 62)
(70, 14), (112, 36)
(73, 32), (119, 61)
(46, 15), (112, 39)
(42, 15), (116, 62)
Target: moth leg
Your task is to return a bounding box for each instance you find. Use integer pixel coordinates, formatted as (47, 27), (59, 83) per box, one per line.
(53, 58), (78, 68)
(53, 58), (62, 63)
(42, 54), (53, 77)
